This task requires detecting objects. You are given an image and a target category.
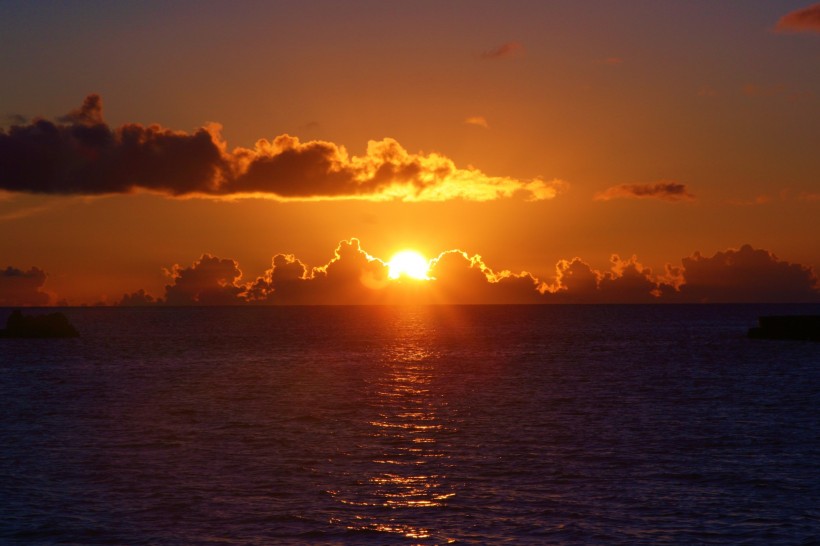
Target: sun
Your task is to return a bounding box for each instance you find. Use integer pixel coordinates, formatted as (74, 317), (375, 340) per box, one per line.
(387, 250), (431, 280)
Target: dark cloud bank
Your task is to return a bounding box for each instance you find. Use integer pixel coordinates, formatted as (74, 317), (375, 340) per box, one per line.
(4, 241), (818, 306)
(0, 95), (560, 202)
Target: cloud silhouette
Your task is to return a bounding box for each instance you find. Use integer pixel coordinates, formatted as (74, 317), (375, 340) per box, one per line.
(545, 255), (675, 303)
(245, 253), (310, 304)
(481, 42), (524, 60)
(427, 250), (542, 304)
(775, 3), (820, 33)
(598, 255), (671, 303)
(0, 95), (561, 202)
(242, 239), (392, 305)
(114, 241), (820, 306)
(0, 266), (51, 306)
(164, 254), (247, 305)
(118, 288), (158, 306)
(677, 244), (819, 303)
(594, 182), (694, 202)
(547, 257), (601, 302)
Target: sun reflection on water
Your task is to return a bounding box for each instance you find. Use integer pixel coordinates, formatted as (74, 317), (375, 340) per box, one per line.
(329, 310), (456, 542)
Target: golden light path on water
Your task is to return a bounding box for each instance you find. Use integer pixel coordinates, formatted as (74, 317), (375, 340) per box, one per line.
(327, 309), (457, 542)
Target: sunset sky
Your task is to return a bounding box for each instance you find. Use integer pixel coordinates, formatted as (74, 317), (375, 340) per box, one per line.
(2, 1), (819, 305)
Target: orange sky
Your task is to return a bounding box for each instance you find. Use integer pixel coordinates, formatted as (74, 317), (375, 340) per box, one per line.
(1, 2), (819, 305)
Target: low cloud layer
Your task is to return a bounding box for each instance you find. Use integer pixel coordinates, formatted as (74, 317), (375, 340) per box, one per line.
(0, 266), (50, 306)
(594, 182), (694, 202)
(678, 245), (820, 303)
(107, 241), (818, 306)
(0, 95), (561, 202)
(776, 3), (820, 33)
(6, 241), (817, 307)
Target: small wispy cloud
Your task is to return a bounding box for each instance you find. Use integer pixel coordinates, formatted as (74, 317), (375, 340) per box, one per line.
(464, 116), (489, 129)
(742, 83), (814, 103)
(597, 57), (624, 66)
(481, 41), (524, 60)
(742, 83), (786, 98)
(775, 2), (820, 33)
(594, 182), (695, 202)
(727, 195), (772, 207)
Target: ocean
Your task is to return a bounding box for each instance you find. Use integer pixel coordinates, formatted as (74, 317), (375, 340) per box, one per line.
(1, 305), (818, 544)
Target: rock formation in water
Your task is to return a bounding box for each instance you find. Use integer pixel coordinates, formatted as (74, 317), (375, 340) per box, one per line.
(0, 310), (80, 338)
(748, 315), (820, 341)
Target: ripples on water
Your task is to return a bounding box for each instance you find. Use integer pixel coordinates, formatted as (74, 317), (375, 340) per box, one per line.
(0, 305), (818, 544)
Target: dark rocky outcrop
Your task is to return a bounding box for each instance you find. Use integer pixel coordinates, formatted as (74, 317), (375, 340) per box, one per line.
(0, 310), (79, 338)
(748, 315), (820, 341)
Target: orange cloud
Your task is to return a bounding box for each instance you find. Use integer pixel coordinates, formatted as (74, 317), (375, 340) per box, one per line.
(481, 41), (524, 60)
(102, 241), (820, 306)
(775, 3), (820, 33)
(464, 116), (489, 129)
(0, 95), (561, 202)
(594, 182), (694, 202)
(0, 266), (51, 306)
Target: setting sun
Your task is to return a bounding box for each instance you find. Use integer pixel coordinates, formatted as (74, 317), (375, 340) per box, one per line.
(387, 250), (430, 280)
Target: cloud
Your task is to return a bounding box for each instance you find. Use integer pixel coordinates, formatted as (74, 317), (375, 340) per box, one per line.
(775, 3), (820, 33)
(241, 239), (392, 305)
(547, 257), (600, 302)
(0, 95), (560, 202)
(545, 255), (675, 303)
(118, 288), (158, 306)
(481, 42), (524, 60)
(594, 182), (694, 202)
(111, 241), (819, 306)
(244, 253), (311, 304)
(597, 57), (624, 66)
(727, 194), (772, 206)
(426, 250), (542, 304)
(3, 114), (28, 127)
(464, 116), (489, 129)
(677, 244), (819, 303)
(58, 94), (104, 125)
(742, 83), (786, 98)
(0, 266), (51, 306)
(163, 254), (247, 305)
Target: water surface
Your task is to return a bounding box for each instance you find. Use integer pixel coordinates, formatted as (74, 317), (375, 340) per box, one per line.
(1, 305), (818, 544)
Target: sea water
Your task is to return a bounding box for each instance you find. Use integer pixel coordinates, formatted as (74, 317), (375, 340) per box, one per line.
(1, 305), (818, 544)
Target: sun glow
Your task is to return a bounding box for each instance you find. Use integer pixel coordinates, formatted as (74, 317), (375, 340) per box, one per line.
(387, 250), (431, 280)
